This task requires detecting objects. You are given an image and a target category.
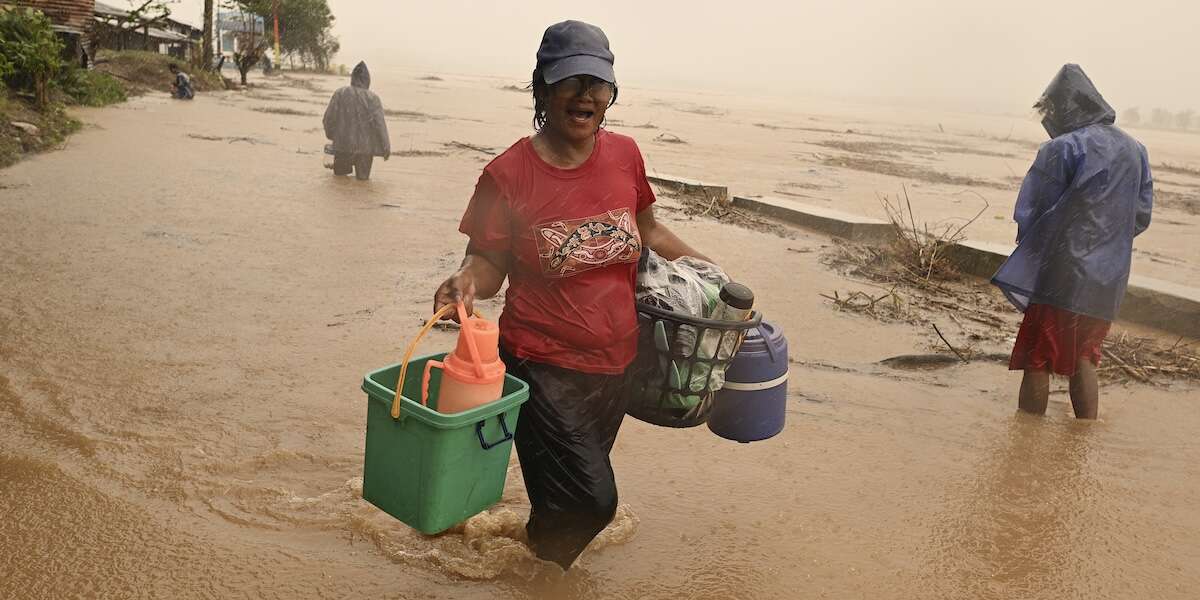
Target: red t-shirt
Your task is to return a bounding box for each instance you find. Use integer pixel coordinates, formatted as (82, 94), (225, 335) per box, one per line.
(458, 129), (656, 375)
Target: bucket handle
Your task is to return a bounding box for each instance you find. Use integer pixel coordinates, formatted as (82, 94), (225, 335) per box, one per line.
(476, 413), (513, 450)
(391, 302), (483, 420)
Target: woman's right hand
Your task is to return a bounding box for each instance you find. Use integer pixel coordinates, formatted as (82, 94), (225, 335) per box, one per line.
(433, 250), (509, 322)
(434, 269), (477, 322)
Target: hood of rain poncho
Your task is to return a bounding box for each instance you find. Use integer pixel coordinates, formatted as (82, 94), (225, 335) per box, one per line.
(1036, 64), (1116, 138)
(990, 67), (1153, 321)
(351, 61), (370, 89)
(323, 61), (390, 156)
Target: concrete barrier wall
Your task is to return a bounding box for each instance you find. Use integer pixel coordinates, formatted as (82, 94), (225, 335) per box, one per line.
(731, 196), (895, 244)
(647, 174), (729, 205)
(941, 239), (1012, 279)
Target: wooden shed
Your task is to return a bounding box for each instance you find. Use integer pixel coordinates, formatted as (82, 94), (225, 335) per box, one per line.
(0, 0), (97, 67)
(1, 0), (95, 34)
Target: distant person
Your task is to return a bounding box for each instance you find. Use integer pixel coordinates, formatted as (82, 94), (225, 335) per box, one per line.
(169, 64), (194, 100)
(433, 20), (709, 570)
(322, 62), (390, 181)
(992, 64), (1153, 419)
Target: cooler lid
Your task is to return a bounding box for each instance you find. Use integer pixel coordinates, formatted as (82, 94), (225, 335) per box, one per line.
(726, 320), (789, 382)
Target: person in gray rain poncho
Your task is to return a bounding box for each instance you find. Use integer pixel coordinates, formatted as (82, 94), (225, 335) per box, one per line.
(323, 61), (390, 180)
(991, 64), (1153, 420)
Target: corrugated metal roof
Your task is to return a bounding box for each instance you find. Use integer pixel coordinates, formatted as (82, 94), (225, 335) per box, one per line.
(147, 25), (189, 42)
(92, 0), (124, 17)
(50, 23), (87, 35)
(92, 15), (191, 42)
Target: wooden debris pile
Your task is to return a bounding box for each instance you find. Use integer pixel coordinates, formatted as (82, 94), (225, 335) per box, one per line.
(1100, 332), (1200, 383)
(820, 289), (909, 322)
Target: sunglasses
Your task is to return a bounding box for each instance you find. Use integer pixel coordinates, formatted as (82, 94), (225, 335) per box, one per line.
(552, 76), (615, 103)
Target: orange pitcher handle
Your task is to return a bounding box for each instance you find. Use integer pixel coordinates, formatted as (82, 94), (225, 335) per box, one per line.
(456, 301), (487, 379)
(421, 359), (444, 408)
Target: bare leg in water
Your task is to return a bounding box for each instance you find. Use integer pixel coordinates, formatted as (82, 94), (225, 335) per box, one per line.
(1068, 358), (1099, 419)
(1018, 368), (1050, 415)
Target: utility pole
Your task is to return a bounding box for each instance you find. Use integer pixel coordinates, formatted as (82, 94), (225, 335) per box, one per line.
(273, 0), (281, 72)
(202, 0), (214, 69)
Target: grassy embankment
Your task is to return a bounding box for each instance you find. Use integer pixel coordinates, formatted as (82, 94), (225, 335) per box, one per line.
(2, 51), (226, 168)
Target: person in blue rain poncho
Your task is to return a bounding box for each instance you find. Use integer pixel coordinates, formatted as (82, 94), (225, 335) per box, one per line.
(991, 64), (1153, 419)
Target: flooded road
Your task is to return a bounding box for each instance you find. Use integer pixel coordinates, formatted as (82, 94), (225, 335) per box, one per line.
(2, 75), (1198, 599)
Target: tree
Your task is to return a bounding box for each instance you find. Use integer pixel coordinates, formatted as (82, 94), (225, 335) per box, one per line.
(234, 0), (337, 71)
(310, 29), (339, 71)
(1175, 109), (1195, 132)
(0, 43), (12, 81)
(232, 31), (268, 85)
(1121, 107), (1141, 127)
(1151, 108), (1173, 129)
(277, 0), (337, 70)
(93, 0), (175, 51)
(223, 2), (267, 84)
(202, 0), (215, 70)
(126, 0), (174, 50)
(0, 7), (65, 109)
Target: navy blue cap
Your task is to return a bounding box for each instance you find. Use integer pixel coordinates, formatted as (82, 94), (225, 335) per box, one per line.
(536, 20), (615, 85)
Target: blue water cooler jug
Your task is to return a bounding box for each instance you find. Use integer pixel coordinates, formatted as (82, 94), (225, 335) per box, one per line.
(708, 321), (788, 442)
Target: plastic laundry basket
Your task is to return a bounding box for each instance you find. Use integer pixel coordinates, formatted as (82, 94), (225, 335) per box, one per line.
(624, 303), (762, 428)
(361, 353), (529, 534)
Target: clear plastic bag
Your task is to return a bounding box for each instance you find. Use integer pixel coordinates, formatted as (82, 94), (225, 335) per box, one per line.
(634, 249), (729, 318)
(323, 143), (336, 170)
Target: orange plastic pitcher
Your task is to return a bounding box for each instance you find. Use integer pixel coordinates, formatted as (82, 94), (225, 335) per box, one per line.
(421, 303), (506, 414)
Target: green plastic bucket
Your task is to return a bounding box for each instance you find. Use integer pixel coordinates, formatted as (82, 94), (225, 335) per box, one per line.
(361, 352), (530, 534)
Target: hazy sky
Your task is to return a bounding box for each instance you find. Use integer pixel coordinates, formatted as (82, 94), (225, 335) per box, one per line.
(170, 0), (1198, 113)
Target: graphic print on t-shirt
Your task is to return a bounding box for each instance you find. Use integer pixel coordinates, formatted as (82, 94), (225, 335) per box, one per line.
(534, 208), (642, 278)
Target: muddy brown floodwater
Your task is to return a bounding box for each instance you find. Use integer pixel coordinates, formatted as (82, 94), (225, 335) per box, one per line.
(2, 73), (1199, 599)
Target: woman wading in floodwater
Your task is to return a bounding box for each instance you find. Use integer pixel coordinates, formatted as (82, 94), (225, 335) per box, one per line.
(433, 20), (709, 569)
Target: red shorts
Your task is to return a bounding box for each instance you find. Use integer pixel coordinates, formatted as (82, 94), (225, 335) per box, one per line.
(1009, 304), (1111, 377)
